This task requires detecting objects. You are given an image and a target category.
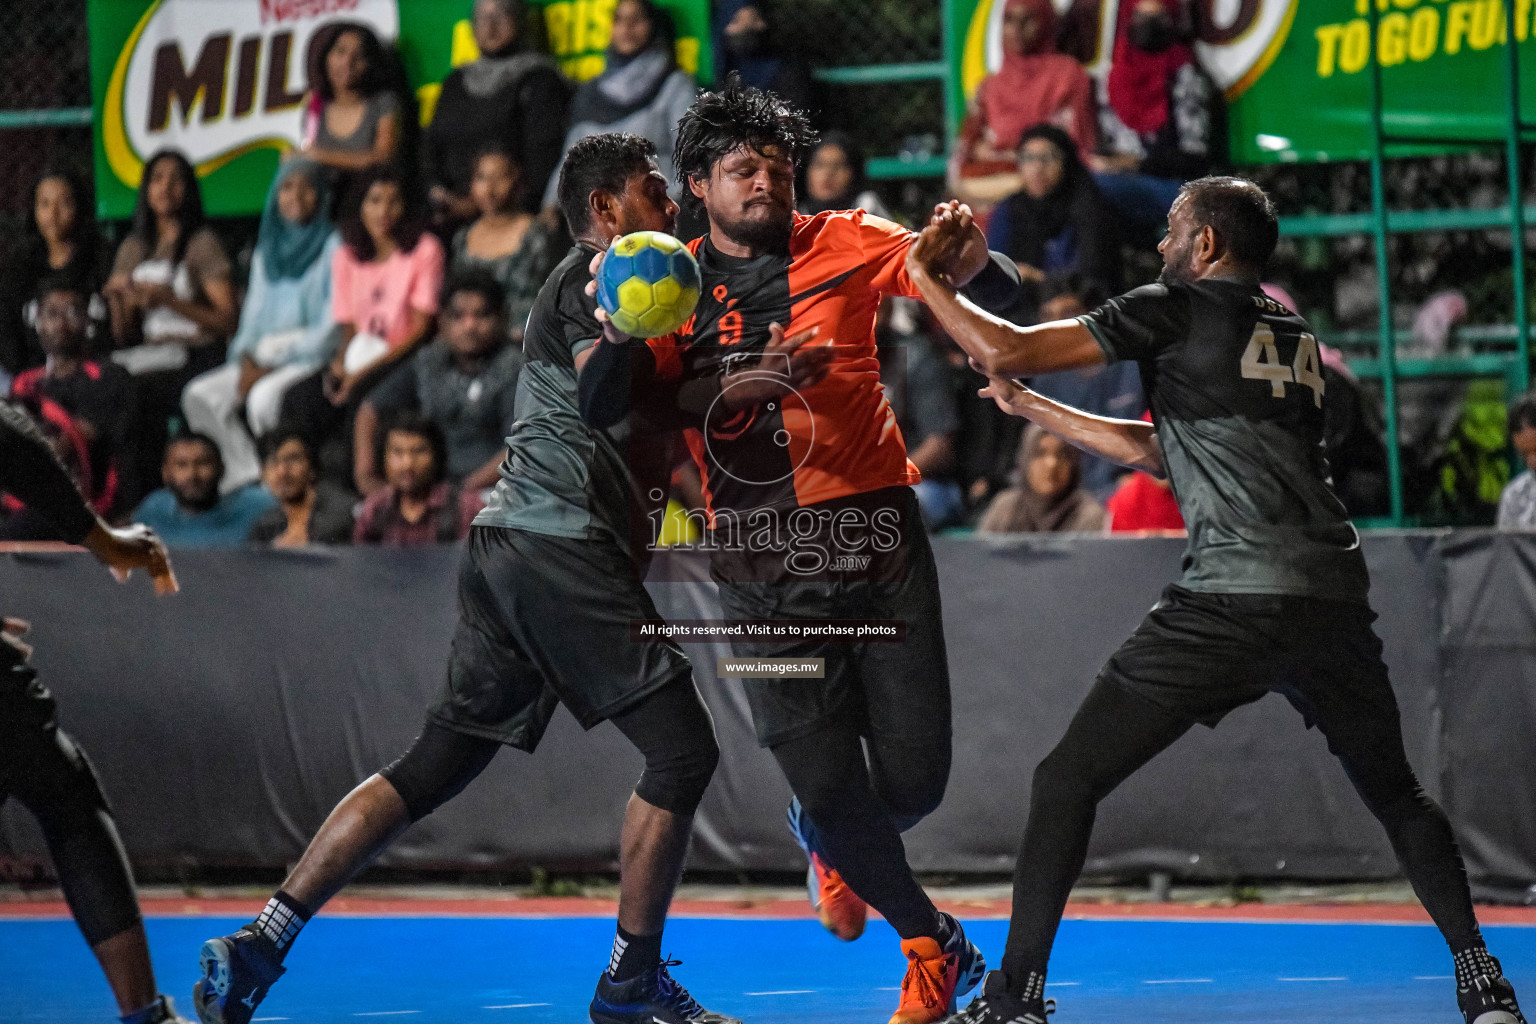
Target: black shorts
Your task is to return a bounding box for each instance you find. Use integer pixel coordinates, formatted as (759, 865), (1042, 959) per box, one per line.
(0, 636), (111, 817)
(713, 487), (951, 748)
(1101, 584), (1400, 732)
(427, 527), (693, 750)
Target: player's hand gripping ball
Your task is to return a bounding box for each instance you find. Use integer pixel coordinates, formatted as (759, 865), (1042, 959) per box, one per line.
(596, 231), (701, 338)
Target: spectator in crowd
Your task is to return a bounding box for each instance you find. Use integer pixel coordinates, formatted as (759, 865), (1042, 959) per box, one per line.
(353, 272), (522, 497)
(1498, 390), (1536, 529)
(880, 315), (963, 530)
(300, 22), (405, 204)
(103, 150), (238, 505)
(11, 280), (138, 520)
(1026, 273), (1142, 499)
(1102, 413), (1184, 531)
(452, 149), (559, 339)
(248, 428), (355, 546)
(423, 0), (568, 222)
(0, 169), (111, 377)
(977, 423), (1105, 534)
(714, 0), (814, 114)
(950, 0), (1097, 208)
(799, 132), (890, 218)
(352, 413), (483, 545)
(1092, 0), (1227, 240)
(546, 0), (697, 210)
(132, 433), (276, 546)
(986, 125), (1120, 312)
(181, 159), (340, 494)
(280, 166), (444, 472)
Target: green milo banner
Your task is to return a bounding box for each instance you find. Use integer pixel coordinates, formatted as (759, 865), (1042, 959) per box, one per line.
(946, 0), (1536, 166)
(87, 0), (713, 220)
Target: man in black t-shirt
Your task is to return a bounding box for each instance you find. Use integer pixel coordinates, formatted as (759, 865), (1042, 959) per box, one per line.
(905, 177), (1525, 1024)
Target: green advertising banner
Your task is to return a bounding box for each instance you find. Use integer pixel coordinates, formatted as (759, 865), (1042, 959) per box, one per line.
(946, 0), (1536, 166)
(88, 0), (713, 220)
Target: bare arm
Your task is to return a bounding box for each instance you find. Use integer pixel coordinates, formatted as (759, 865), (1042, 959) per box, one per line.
(906, 207), (1106, 377)
(979, 375), (1164, 477)
(462, 450), (504, 492)
(352, 400), (384, 496)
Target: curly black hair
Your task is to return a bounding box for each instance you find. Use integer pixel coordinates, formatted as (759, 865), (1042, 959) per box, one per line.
(673, 75), (818, 207)
(556, 132), (658, 235)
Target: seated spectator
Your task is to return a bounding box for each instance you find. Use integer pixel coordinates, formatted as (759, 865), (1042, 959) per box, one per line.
(280, 166), (444, 477)
(300, 22), (404, 204)
(0, 168), (111, 377)
(1105, 424), (1184, 533)
(248, 428), (355, 546)
(1092, 0), (1226, 241)
(951, 0), (1097, 207)
(353, 272), (522, 496)
(353, 413), (484, 545)
(799, 133), (890, 218)
(986, 125), (1120, 310)
(182, 159), (340, 494)
(11, 280), (137, 519)
(546, 0), (697, 210)
(715, 1), (815, 114)
(1499, 390), (1536, 529)
(424, 0), (568, 223)
(453, 149), (559, 340)
(1026, 274), (1142, 500)
(977, 424), (1104, 533)
(880, 317), (962, 530)
(104, 151), (238, 508)
(132, 433), (276, 546)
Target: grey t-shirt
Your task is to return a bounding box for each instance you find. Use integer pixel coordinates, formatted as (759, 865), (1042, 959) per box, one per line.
(1079, 277), (1370, 603)
(473, 245), (674, 556)
(313, 91), (400, 154)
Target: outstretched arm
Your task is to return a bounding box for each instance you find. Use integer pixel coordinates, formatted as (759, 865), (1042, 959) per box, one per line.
(907, 206), (1106, 378)
(978, 375), (1165, 478)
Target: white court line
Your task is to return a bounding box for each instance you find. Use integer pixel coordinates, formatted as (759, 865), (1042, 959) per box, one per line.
(874, 986), (901, 991)
(744, 990), (817, 996)
(253, 1019), (290, 1022)
(1278, 977), (1348, 982)
(484, 1004), (551, 1009)
(1415, 975), (1454, 980)
(1143, 978), (1214, 984)
(353, 1013), (421, 1017)
(1050, 982), (1081, 987)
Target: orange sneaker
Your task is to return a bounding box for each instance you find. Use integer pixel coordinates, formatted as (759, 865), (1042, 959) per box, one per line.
(809, 852), (867, 941)
(787, 799), (867, 941)
(888, 936), (961, 1024)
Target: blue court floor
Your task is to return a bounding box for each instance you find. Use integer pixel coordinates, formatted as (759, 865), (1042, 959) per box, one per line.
(2, 913), (1531, 1023)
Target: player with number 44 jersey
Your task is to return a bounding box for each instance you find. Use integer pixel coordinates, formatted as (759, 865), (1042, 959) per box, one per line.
(904, 176), (1524, 1024)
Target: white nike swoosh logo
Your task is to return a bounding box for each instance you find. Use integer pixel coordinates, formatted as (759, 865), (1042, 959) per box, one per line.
(241, 989), (259, 1008)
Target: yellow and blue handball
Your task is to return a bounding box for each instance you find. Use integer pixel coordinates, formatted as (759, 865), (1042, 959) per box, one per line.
(596, 231), (701, 338)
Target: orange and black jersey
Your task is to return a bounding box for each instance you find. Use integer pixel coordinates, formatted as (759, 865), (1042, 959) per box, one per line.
(576, 210), (1018, 518)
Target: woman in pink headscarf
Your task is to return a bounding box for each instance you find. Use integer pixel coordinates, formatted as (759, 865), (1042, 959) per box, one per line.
(1091, 0), (1226, 239)
(951, 0), (1097, 207)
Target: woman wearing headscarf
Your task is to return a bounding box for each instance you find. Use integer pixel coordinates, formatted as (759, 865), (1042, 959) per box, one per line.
(714, 0), (814, 113)
(977, 423), (1105, 534)
(424, 0), (570, 223)
(951, 0), (1097, 208)
(1092, 0), (1226, 239)
(182, 159), (341, 492)
(797, 132), (891, 218)
(542, 0), (697, 209)
(985, 124), (1120, 306)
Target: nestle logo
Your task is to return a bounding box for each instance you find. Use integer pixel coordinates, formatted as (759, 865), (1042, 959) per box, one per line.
(260, 0), (360, 25)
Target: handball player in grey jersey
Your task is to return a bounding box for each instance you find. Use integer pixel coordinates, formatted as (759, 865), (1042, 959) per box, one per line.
(905, 176), (1524, 1024)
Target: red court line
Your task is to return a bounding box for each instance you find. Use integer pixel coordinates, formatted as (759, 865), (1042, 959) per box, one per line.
(2, 896), (1534, 925)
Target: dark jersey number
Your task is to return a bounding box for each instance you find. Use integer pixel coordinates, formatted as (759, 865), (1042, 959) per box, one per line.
(1239, 323), (1325, 408)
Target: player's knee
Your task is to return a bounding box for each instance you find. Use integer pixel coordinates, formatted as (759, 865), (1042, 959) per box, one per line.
(879, 768), (948, 828)
(1031, 747), (1094, 808)
(379, 725), (499, 823)
(634, 730), (719, 817)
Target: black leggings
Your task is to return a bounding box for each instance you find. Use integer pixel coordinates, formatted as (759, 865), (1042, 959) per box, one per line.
(2, 727), (142, 947)
(382, 679), (720, 821)
(772, 719), (947, 941)
(999, 676), (1480, 990)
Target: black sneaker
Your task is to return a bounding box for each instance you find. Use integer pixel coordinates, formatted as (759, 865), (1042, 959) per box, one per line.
(590, 959), (741, 1024)
(945, 971), (1053, 1024)
(191, 927), (286, 1024)
(1460, 969), (1527, 1024)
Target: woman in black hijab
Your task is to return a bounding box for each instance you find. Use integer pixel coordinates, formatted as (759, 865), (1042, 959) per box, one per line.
(423, 0), (570, 223)
(984, 123), (1120, 297)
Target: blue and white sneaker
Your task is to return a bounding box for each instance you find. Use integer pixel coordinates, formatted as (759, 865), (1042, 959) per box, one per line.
(191, 927), (285, 1024)
(942, 912), (987, 1000)
(590, 959), (741, 1024)
(787, 797), (867, 940)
